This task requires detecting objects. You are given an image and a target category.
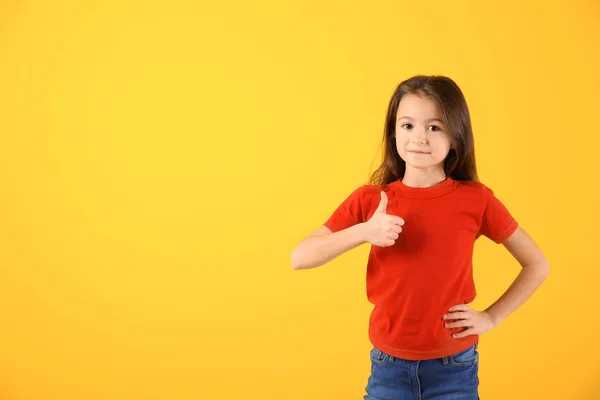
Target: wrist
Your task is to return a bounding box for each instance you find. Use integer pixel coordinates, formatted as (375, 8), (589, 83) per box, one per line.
(483, 309), (501, 328)
(355, 222), (369, 244)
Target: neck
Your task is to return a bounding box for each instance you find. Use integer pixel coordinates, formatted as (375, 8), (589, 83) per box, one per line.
(402, 166), (447, 188)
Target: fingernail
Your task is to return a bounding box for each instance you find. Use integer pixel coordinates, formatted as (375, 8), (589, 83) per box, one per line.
(445, 323), (449, 328)
(443, 314), (447, 319)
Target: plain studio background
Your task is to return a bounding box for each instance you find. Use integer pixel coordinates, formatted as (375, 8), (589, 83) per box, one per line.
(0, 1), (598, 399)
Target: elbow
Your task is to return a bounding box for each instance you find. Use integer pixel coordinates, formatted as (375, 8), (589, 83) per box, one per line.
(290, 248), (306, 270)
(540, 260), (550, 279)
(531, 259), (550, 281)
(290, 246), (317, 270)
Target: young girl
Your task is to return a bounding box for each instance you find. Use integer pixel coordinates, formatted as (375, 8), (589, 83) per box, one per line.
(290, 75), (550, 399)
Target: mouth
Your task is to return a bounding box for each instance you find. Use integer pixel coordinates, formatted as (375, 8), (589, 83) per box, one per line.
(407, 150), (431, 155)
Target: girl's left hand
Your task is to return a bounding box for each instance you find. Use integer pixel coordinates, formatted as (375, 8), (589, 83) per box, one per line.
(443, 304), (496, 339)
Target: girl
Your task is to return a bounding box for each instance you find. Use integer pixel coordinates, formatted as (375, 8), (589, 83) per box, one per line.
(290, 75), (550, 399)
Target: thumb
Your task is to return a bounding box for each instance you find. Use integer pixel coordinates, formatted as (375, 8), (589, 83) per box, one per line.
(376, 191), (388, 214)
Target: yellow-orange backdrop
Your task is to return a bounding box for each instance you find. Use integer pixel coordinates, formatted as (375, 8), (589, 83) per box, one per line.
(0, 1), (598, 399)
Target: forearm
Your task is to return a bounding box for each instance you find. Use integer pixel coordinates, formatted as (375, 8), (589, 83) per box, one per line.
(485, 262), (550, 326)
(291, 223), (368, 270)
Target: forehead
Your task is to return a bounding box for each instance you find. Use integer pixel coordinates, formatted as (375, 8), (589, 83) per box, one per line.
(396, 94), (442, 119)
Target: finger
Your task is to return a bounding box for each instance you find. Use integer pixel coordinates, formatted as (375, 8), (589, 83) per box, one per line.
(392, 225), (403, 234)
(376, 191), (388, 214)
(388, 232), (399, 240)
(443, 312), (469, 320)
(452, 327), (476, 339)
(445, 320), (471, 329)
(391, 216), (405, 226)
(382, 239), (395, 247)
(449, 304), (470, 312)
(387, 220), (402, 230)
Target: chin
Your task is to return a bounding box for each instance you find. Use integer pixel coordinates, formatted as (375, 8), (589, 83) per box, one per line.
(404, 156), (432, 166)
(408, 163), (436, 170)
(404, 158), (444, 170)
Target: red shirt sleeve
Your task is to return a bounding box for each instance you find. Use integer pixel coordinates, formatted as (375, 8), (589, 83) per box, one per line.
(323, 186), (367, 233)
(479, 186), (519, 243)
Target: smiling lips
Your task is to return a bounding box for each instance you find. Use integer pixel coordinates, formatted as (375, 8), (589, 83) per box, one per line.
(408, 149), (430, 155)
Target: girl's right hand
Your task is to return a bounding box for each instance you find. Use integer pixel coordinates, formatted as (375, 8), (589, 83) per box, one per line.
(363, 191), (405, 247)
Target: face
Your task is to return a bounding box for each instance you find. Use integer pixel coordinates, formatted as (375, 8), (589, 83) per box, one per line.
(395, 94), (452, 173)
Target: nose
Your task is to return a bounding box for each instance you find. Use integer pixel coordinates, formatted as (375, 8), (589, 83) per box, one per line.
(410, 128), (427, 144)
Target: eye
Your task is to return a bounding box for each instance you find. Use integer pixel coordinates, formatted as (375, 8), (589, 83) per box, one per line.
(401, 123), (413, 130)
(428, 125), (441, 132)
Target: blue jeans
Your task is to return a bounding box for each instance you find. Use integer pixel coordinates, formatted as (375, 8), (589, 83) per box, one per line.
(364, 344), (480, 400)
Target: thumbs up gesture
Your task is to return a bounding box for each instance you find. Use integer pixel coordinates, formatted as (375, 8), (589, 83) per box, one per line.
(364, 191), (405, 247)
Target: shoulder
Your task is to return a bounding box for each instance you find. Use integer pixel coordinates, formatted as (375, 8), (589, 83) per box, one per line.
(333, 184), (383, 208)
(455, 180), (496, 199)
(456, 180), (487, 192)
(345, 184), (383, 203)
(344, 183), (384, 196)
(341, 184), (392, 214)
(450, 180), (508, 213)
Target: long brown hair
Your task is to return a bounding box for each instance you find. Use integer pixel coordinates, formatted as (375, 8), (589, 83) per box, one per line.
(369, 75), (478, 185)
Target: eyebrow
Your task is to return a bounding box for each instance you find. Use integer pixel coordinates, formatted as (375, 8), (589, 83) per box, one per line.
(397, 117), (445, 124)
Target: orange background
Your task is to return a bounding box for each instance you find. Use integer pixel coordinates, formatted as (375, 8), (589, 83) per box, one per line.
(0, 1), (599, 399)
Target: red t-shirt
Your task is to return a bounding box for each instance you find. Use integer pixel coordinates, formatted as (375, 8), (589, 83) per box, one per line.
(323, 177), (518, 360)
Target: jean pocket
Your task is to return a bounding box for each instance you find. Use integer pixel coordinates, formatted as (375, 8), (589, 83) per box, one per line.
(449, 344), (479, 366)
(369, 347), (390, 365)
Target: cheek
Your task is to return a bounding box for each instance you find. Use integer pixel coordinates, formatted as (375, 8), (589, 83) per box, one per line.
(439, 142), (452, 154)
(394, 136), (407, 156)
(433, 135), (452, 154)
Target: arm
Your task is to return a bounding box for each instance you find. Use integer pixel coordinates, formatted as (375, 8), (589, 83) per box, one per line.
(290, 224), (368, 270)
(445, 226), (550, 337)
(483, 226), (550, 326)
(290, 191), (404, 270)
